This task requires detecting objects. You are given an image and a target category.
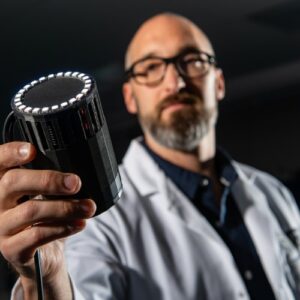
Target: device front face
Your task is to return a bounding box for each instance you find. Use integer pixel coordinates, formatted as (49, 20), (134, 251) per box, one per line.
(9, 72), (122, 215)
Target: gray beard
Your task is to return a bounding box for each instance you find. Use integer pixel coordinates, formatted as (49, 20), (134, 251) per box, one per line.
(139, 102), (217, 152)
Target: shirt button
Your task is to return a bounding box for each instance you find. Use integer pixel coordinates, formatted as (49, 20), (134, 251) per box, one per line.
(244, 270), (253, 280)
(202, 179), (209, 186)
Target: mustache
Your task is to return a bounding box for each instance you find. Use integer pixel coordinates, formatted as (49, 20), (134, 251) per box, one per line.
(157, 92), (202, 113)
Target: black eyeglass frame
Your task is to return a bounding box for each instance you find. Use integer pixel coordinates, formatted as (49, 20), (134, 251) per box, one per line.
(124, 49), (217, 84)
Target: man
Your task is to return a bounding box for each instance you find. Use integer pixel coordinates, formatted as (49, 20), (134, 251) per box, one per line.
(1, 12), (300, 300)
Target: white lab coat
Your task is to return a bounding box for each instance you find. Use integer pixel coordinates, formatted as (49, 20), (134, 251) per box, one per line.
(10, 138), (300, 299)
(64, 138), (300, 300)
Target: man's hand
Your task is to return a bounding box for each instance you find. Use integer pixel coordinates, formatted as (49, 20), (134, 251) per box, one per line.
(0, 142), (96, 299)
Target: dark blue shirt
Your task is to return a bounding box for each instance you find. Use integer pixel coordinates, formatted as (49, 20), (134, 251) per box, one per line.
(142, 142), (276, 300)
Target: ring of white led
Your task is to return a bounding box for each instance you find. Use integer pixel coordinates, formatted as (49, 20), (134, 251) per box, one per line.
(13, 72), (93, 114)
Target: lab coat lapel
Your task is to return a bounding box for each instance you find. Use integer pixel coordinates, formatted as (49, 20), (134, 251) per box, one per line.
(123, 138), (234, 249)
(159, 175), (227, 245)
(231, 164), (282, 296)
(122, 138), (172, 206)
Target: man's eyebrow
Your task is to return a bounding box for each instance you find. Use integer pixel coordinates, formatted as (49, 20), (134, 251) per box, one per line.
(138, 46), (202, 61)
(133, 52), (161, 64)
(148, 45), (202, 56)
(178, 45), (203, 54)
(129, 45), (205, 69)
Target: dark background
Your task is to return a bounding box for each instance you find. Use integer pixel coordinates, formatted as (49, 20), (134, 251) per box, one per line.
(1, 0), (300, 298)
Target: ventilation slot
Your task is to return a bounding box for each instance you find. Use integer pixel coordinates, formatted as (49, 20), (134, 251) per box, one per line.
(78, 108), (93, 138)
(88, 101), (100, 132)
(36, 122), (49, 150)
(46, 122), (59, 149)
(93, 97), (103, 127)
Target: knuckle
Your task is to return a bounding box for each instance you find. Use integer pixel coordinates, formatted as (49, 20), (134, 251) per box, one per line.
(0, 143), (10, 157)
(21, 201), (39, 221)
(61, 201), (74, 217)
(1, 170), (16, 189)
(0, 239), (12, 261)
(39, 171), (57, 190)
(31, 227), (45, 244)
(0, 143), (30, 169)
(0, 234), (34, 267)
(0, 143), (15, 159)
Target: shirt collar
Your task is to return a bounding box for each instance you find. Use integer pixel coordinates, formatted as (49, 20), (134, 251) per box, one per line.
(141, 140), (238, 200)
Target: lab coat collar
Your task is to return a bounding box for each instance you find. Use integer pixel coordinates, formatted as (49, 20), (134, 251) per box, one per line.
(122, 137), (167, 198)
(122, 138), (241, 250)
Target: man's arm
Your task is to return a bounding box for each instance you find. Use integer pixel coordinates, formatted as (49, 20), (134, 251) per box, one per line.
(0, 142), (96, 300)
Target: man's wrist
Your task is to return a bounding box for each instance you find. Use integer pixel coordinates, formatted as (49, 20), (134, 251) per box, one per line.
(20, 277), (38, 300)
(19, 268), (73, 300)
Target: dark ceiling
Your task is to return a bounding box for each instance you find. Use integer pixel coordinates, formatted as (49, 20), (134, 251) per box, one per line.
(1, 0), (300, 181)
(2, 0), (300, 97)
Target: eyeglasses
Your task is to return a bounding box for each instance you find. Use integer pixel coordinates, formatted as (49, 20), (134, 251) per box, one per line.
(125, 49), (217, 86)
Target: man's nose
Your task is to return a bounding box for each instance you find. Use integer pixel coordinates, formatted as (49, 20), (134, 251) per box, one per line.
(163, 63), (186, 93)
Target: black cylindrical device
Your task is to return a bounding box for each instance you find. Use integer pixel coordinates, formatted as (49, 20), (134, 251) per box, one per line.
(6, 71), (122, 215)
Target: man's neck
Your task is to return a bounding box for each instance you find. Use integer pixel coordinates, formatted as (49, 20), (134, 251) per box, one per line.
(144, 130), (216, 178)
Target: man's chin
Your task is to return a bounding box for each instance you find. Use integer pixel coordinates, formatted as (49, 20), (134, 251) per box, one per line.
(153, 134), (201, 153)
(147, 122), (205, 153)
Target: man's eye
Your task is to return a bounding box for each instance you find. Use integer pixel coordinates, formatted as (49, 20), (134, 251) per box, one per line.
(145, 63), (162, 72)
(183, 58), (204, 68)
(184, 57), (201, 64)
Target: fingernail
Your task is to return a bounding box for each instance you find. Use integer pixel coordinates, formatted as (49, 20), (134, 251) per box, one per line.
(19, 144), (30, 158)
(68, 220), (85, 231)
(63, 175), (80, 191)
(80, 200), (97, 216)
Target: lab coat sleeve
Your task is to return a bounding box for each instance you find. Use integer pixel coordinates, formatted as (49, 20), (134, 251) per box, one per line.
(65, 213), (128, 300)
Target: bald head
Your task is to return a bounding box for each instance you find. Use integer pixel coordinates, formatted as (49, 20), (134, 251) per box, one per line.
(125, 13), (215, 70)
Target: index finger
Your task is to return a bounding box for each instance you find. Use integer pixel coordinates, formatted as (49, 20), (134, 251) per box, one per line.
(0, 142), (36, 172)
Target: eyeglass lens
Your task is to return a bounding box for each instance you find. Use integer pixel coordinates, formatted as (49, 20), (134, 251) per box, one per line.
(132, 51), (212, 85)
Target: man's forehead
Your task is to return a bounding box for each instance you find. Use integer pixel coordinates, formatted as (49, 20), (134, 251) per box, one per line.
(126, 14), (214, 68)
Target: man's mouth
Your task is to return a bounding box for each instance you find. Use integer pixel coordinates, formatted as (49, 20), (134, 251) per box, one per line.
(162, 102), (190, 113)
(159, 94), (198, 116)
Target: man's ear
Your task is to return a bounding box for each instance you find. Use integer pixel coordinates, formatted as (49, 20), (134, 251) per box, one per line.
(122, 82), (138, 114)
(215, 69), (225, 101)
